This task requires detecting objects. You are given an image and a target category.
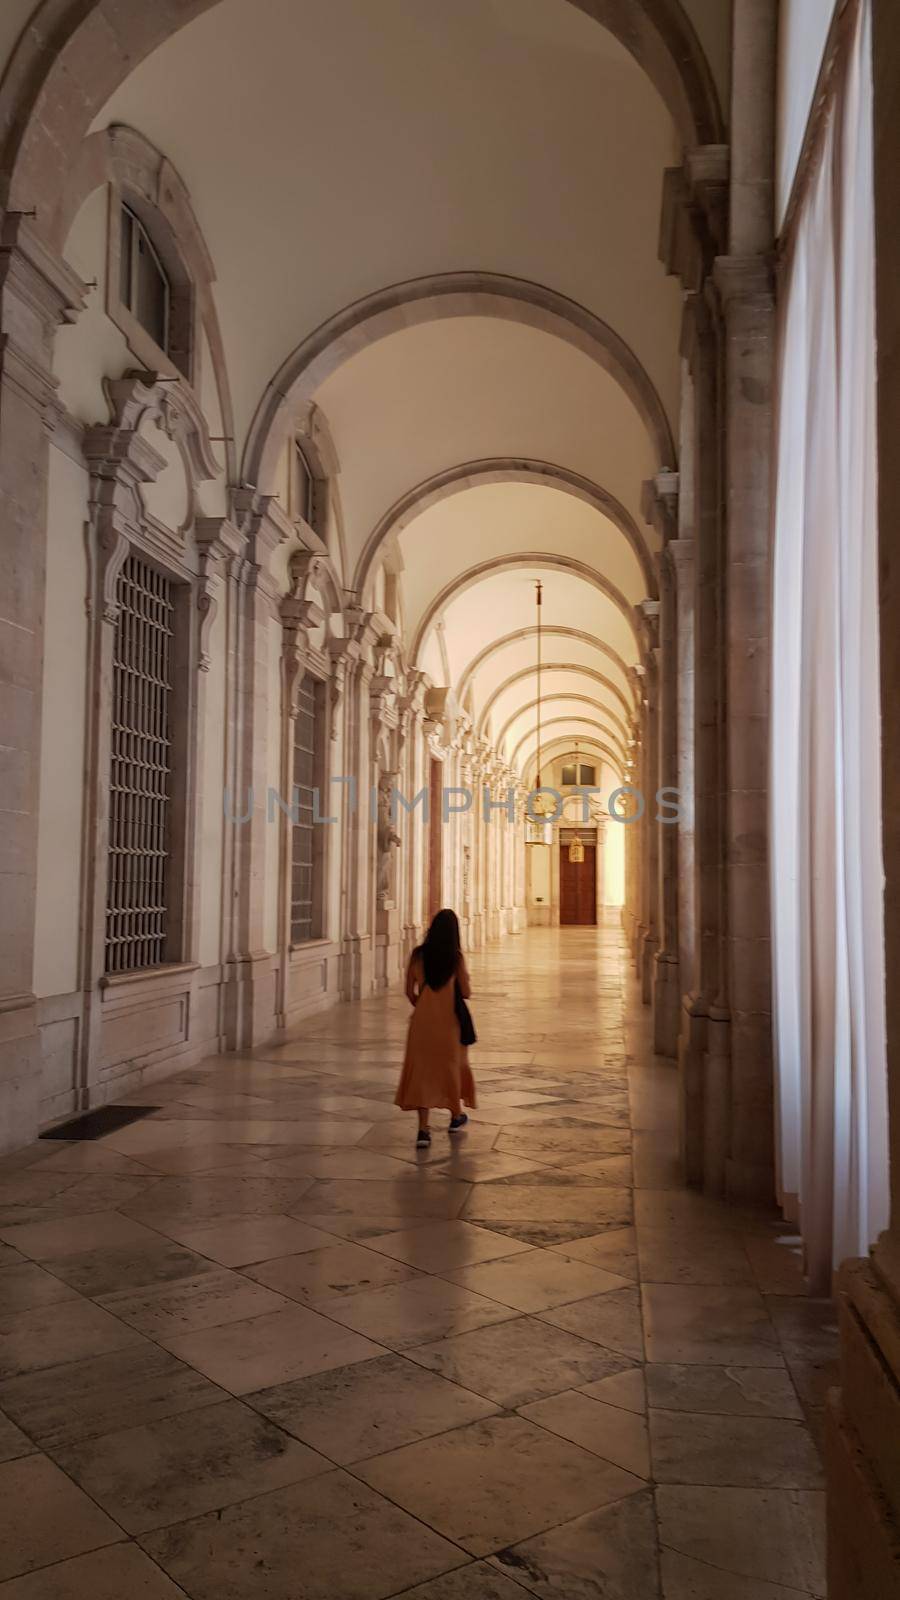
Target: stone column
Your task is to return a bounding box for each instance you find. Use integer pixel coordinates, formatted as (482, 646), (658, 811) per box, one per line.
(342, 610), (379, 999)
(629, 700), (643, 963)
(659, 150), (729, 1185)
(0, 217), (85, 1152)
(685, 290), (730, 1192)
(638, 644), (659, 1004)
(645, 474), (680, 1057)
(828, 4), (900, 1594)
(669, 536), (696, 998)
(221, 491), (282, 1049)
(714, 0), (777, 1202)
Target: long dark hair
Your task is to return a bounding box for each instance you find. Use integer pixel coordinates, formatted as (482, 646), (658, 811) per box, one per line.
(417, 908), (462, 990)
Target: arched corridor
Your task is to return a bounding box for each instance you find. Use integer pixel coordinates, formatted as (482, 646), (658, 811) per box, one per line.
(0, 0), (899, 1593)
(0, 925), (831, 1596)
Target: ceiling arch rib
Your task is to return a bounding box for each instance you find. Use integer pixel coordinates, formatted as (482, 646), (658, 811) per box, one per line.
(412, 554), (641, 664)
(522, 737), (625, 790)
(513, 719), (626, 778)
(526, 735), (620, 774)
(355, 458), (657, 601)
(497, 695), (628, 766)
(479, 664), (633, 739)
(457, 626), (639, 711)
(244, 272), (675, 490)
(2, 0), (723, 236)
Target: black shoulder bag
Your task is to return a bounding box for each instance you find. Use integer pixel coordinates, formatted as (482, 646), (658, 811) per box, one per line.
(454, 981), (477, 1046)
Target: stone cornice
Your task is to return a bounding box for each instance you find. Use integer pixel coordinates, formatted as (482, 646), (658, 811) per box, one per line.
(659, 146), (729, 293)
(641, 470), (679, 544)
(0, 213), (87, 333)
(713, 253), (775, 310)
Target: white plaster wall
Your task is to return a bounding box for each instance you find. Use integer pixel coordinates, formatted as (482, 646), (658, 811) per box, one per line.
(34, 448), (89, 999)
(196, 328), (228, 518)
(198, 597), (226, 966)
(604, 818), (626, 905)
(139, 415), (191, 531)
(777, 0), (837, 225)
(264, 617), (283, 952)
(527, 842), (552, 916)
(419, 633), (445, 688)
(325, 496), (344, 584)
(55, 185), (131, 423)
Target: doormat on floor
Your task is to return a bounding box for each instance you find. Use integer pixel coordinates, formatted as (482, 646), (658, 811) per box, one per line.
(39, 1104), (161, 1141)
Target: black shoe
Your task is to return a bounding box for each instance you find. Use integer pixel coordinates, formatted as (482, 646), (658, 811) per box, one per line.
(448, 1114), (469, 1135)
(416, 1128), (432, 1149)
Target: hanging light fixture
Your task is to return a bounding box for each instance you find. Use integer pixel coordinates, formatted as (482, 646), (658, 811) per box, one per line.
(569, 835), (585, 864)
(531, 578), (556, 819)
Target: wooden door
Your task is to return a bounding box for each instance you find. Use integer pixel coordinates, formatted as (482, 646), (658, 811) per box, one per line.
(559, 841), (597, 925)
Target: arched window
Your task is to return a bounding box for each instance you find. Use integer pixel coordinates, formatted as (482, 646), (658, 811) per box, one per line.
(291, 440), (314, 526)
(119, 203), (170, 355)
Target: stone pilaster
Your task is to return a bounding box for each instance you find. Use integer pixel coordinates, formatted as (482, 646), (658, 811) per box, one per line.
(828, 5), (900, 1595)
(221, 489), (282, 1049)
(637, 637), (659, 1004)
(0, 216), (86, 1151)
(714, 252), (775, 1201)
(644, 473), (680, 1057)
(660, 145), (731, 1180)
(669, 535), (696, 997)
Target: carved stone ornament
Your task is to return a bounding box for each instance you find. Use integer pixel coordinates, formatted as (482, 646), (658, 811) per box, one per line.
(93, 370), (221, 543)
(376, 769), (402, 905)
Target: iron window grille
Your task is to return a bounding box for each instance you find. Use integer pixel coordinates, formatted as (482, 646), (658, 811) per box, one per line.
(105, 553), (174, 974)
(290, 675), (325, 945)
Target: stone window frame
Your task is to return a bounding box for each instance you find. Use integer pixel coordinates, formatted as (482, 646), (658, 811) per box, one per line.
(289, 670), (329, 948)
(289, 402), (340, 551)
(104, 533), (198, 977)
(106, 179), (196, 384)
(81, 370), (224, 1034)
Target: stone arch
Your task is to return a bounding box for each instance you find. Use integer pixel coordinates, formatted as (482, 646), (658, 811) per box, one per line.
(513, 718), (625, 777)
(478, 663), (632, 739)
(411, 553), (641, 663)
(522, 735), (627, 785)
(457, 625), (639, 709)
(354, 457), (658, 602)
(0, 1), (722, 230)
(243, 272), (675, 489)
(497, 695), (628, 765)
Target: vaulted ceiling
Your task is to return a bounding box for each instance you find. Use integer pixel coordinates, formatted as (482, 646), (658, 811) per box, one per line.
(56, 0), (724, 779)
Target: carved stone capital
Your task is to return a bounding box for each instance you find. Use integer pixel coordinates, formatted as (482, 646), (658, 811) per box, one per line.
(0, 215), (87, 421)
(231, 486), (288, 566)
(713, 253), (775, 313)
(641, 470), (679, 544)
(659, 146), (729, 292)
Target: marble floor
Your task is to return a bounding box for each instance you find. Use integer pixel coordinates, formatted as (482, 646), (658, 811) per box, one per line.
(0, 926), (836, 1598)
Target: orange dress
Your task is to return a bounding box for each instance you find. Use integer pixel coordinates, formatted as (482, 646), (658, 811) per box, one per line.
(395, 953), (477, 1113)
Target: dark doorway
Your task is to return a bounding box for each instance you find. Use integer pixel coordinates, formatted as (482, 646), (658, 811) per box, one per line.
(559, 835), (597, 925)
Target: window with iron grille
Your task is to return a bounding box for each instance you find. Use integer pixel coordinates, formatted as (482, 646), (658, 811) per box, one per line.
(291, 676), (325, 944)
(105, 553), (174, 974)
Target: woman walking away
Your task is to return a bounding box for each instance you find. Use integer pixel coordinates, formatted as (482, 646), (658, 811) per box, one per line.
(395, 908), (477, 1150)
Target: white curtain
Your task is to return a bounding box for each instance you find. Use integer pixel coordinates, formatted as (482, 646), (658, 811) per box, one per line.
(770, 0), (888, 1293)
